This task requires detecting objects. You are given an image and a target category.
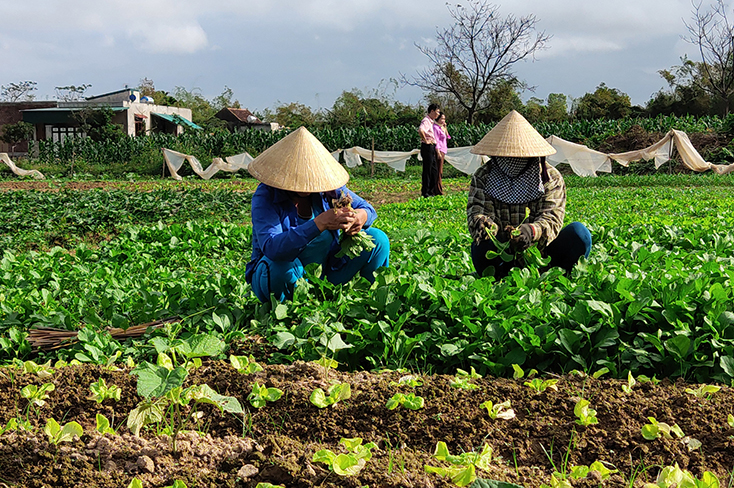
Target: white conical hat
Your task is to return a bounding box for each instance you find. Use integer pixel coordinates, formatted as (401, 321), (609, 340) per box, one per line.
(247, 126), (349, 192)
(471, 110), (556, 157)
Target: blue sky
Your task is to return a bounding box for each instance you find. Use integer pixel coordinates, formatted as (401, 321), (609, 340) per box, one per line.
(0, 0), (699, 114)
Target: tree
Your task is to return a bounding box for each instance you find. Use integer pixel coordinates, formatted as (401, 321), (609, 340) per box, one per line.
(0, 121), (35, 152)
(0, 81), (37, 102)
(266, 102), (322, 128)
(55, 84), (92, 101)
(72, 107), (126, 142)
(682, 0), (734, 114)
(211, 86), (241, 111)
(573, 83), (632, 119)
(402, 0), (550, 124)
(648, 58), (712, 116)
(138, 77), (156, 97)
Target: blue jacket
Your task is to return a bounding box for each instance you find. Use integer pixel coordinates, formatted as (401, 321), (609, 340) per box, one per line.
(245, 183), (378, 283)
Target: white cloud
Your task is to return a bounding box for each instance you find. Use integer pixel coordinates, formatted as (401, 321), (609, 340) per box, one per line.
(128, 23), (209, 54)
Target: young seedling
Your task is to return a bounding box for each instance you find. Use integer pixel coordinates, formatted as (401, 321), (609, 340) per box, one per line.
(332, 191), (376, 259)
(642, 463), (719, 488)
(21, 382), (55, 408)
(21, 360), (54, 379)
(164, 481), (188, 488)
(229, 355), (264, 374)
(310, 382), (351, 408)
(480, 400), (515, 420)
(541, 461), (618, 488)
(389, 374), (423, 388)
(450, 367), (481, 390)
(255, 484), (285, 488)
(312, 437), (377, 476)
(621, 371), (636, 393)
(0, 418), (32, 434)
(424, 441), (494, 487)
(524, 378), (559, 392)
(44, 418), (84, 445)
(386, 392), (424, 410)
(96, 413), (117, 435)
(684, 384), (721, 399)
(641, 417), (684, 440)
(574, 399), (598, 426)
(247, 382), (283, 408)
(89, 377), (122, 403)
(511, 364), (537, 380)
(127, 479), (143, 488)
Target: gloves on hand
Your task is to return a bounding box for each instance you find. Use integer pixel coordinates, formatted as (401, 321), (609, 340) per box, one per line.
(510, 224), (534, 252)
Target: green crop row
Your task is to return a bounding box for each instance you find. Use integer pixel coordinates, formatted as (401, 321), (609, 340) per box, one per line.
(23, 115), (727, 169)
(1, 178), (733, 383)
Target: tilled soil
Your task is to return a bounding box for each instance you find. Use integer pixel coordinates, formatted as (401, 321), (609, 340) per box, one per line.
(1, 357), (733, 488)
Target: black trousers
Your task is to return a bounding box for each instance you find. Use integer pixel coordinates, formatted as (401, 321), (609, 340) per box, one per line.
(420, 143), (438, 198)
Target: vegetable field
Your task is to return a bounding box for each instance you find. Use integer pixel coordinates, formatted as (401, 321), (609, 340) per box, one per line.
(1, 174), (734, 488)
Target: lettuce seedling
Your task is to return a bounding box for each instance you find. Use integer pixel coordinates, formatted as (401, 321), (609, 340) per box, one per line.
(21, 382), (55, 407)
(247, 382), (283, 408)
(685, 384), (721, 399)
(230, 355), (264, 374)
(641, 417), (684, 440)
(511, 364), (537, 380)
(313, 437), (377, 476)
(164, 481), (188, 488)
(642, 463), (719, 488)
(728, 414), (734, 428)
(424, 441), (494, 487)
(255, 484), (285, 488)
(621, 371), (636, 393)
(89, 377), (122, 403)
(574, 399), (598, 426)
(21, 360), (54, 379)
(0, 418), (31, 434)
(524, 378), (558, 392)
(480, 400), (515, 420)
(542, 461), (618, 488)
(390, 374), (423, 388)
(96, 413), (116, 435)
(310, 382), (351, 408)
(451, 367), (481, 390)
(386, 392), (424, 410)
(44, 418), (83, 445)
(127, 479), (143, 488)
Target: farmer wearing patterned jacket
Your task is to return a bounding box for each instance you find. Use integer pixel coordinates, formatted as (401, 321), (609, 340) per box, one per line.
(467, 110), (592, 278)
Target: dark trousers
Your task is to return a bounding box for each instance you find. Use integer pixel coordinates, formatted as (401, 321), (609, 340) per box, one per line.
(471, 222), (592, 278)
(420, 143), (438, 198)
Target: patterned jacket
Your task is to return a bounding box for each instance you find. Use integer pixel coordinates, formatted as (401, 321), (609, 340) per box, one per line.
(467, 163), (566, 250)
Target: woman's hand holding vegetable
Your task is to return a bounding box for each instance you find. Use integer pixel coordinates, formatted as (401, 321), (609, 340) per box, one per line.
(314, 207), (355, 232)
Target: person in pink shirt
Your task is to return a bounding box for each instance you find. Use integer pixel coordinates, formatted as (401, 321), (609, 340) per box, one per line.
(432, 112), (451, 196)
(418, 103), (440, 197)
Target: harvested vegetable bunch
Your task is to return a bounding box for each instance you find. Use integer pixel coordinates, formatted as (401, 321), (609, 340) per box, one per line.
(332, 191), (376, 259)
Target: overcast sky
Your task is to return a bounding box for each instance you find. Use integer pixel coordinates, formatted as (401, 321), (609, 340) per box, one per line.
(0, 0), (702, 114)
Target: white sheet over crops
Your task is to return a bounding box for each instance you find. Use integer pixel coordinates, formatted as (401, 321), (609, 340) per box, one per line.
(0, 153), (44, 179)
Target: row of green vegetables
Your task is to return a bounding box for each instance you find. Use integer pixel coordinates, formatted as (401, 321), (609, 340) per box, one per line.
(1, 181), (734, 382)
(25, 114), (727, 166)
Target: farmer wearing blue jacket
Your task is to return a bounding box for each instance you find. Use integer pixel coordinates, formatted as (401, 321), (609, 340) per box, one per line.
(246, 127), (390, 302)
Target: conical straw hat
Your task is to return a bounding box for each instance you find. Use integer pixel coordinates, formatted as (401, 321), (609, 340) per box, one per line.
(248, 126), (349, 192)
(471, 110), (556, 157)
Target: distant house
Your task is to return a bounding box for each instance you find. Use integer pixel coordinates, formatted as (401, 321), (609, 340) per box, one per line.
(0, 101), (56, 154)
(214, 107), (279, 132)
(0, 89), (201, 152)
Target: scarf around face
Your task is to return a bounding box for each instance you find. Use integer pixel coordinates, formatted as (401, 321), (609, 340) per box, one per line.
(483, 156), (544, 204)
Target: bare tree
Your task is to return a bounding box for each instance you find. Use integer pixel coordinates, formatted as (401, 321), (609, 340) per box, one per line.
(402, 1), (550, 124)
(55, 84), (92, 102)
(0, 81), (37, 102)
(683, 0), (734, 114)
